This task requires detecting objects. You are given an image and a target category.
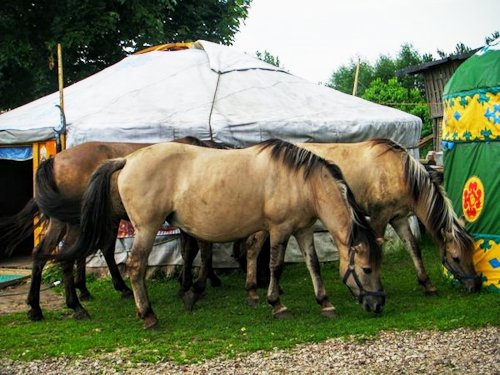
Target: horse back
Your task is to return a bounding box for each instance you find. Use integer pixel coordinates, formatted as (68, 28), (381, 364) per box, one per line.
(116, 143), (316, 242)
(299, 141), (410, 211)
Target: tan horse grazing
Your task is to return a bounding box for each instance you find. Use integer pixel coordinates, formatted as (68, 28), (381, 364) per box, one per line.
(0, 137), (221, 321)
(299, 139), (480, 293)
(56, 139), (384, 329)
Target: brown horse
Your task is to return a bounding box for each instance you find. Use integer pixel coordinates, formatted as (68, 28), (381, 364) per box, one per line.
(299, 139), (480, 293)
(0, 137), (221, 321)
(55, 139), (384, 329)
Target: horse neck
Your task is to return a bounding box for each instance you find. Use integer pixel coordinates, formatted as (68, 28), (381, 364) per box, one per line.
(406, 156), (455, 248)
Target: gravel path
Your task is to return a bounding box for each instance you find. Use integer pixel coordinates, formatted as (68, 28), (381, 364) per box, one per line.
(1, 326), (498, 374)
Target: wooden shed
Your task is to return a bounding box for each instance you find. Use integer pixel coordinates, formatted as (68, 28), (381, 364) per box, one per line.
(397, 49), (478, 151)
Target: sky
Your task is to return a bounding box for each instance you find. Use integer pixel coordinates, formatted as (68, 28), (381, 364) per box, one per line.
(233, 0), (499, 83)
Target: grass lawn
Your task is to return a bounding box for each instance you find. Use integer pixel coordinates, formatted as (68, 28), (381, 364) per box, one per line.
(0, 236), (498, 364)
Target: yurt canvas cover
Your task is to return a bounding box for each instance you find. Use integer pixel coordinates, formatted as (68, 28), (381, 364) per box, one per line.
(0, 40), (422, 268)
(442, 38), (500, 292)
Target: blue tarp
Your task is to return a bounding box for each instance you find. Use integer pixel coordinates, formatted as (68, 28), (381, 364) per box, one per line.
(0, 146), (32, 161)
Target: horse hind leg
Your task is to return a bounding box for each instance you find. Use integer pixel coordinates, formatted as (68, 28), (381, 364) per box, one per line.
(74, 253), (91, 301)
(27, 219), (65, 321)
(390, 217), (438, 295)
(61, 225), (91, 320)
(101, 223), (132, 299)
(294, 227), (337, 319)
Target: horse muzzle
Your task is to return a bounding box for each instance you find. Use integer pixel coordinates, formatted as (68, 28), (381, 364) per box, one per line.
(361, 290), (385, 314)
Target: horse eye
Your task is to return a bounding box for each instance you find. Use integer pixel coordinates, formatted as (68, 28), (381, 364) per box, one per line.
(452, 257), (460, 263)
(362, 267), (372, 274)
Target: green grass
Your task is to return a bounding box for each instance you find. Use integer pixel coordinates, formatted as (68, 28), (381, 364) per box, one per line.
(0, 236), (498, 364)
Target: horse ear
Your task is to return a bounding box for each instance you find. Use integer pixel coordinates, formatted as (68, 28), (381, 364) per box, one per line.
(441, 228), (453, 242)
(457, 216), (466, 227)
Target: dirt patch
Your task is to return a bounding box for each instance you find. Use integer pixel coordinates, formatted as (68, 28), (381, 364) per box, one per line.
(0, 280), (64, 315)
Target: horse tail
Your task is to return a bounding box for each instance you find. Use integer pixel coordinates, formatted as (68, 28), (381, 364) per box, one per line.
(0, 198), (44, 256)
(403, 151), (472, 247)
(55, 158), (127, 262)
(35, 157), (80, 224)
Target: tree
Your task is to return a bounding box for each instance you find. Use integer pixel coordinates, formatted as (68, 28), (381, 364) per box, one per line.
(362, 77), (431, 137)
(326, 58), (374, 97)
(0, 0), (251, 110)
(255, 50), (284, 69)
(485, 31), (500, 45)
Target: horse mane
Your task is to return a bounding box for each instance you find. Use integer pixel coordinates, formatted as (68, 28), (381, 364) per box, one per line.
(259, 139), (382, 265)
(370, 138), (474, 254)
(35, 157), (81, 224)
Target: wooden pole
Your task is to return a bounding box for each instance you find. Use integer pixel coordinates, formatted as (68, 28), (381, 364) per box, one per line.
(57, 44), (64, 109)
(57, 43), (65, 150)
(352, 58), (360, 96)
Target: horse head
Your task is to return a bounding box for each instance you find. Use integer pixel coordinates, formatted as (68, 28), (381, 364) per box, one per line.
(440, 225), (481, 293)
(340, 238), (385, 314)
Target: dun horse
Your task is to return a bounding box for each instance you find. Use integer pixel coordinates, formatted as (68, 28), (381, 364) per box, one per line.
(0, 137), (220, 321)
(299, 139), (481, 293)
(181, 139), (480, 310)
(56, 140), (385, 329)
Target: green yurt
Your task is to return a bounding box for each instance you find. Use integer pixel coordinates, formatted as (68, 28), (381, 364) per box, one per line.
(442, 38), (500, 292)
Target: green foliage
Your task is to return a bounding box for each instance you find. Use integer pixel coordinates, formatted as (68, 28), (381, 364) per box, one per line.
(255, 50), (284, 69)
(326, 58), (374, 96)
(0, 0), (251, 110)
(485, 31), (499, 45)
(362, 77), (431, 137)
(326, 43), (432, 145)
(0, 237), (498, 365)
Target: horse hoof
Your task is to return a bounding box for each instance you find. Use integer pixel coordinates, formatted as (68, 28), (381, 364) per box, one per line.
(210, 277), (222, 288)
(121, 288), (134, 299)
(183, 290), (200, 311)
(27, 309), (44, 322)
(246, 296), (259, 307)
(321, 308), (338, 319)
(143, 315), (160, 330)
(273, 307), (292, 320)
(73, 309), (91, 320)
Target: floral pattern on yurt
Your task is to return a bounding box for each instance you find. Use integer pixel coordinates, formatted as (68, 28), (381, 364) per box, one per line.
(442, 38), (500, 292)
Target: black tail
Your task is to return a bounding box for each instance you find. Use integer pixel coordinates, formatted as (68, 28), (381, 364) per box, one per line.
(54, 159), (127, 262)
(35, 158), (80, 224)
(0, 198), (42, 256)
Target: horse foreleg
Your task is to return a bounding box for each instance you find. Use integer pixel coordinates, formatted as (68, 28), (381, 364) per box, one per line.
(245, 231), (269, 306)
(294, 227), (337, 319)
(183, 240), (213, 311)
(390, 217), (437, 295)
(127, 229), (158, 329)
(179, 232), (198, 296)
(266, 231), (290, 319)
